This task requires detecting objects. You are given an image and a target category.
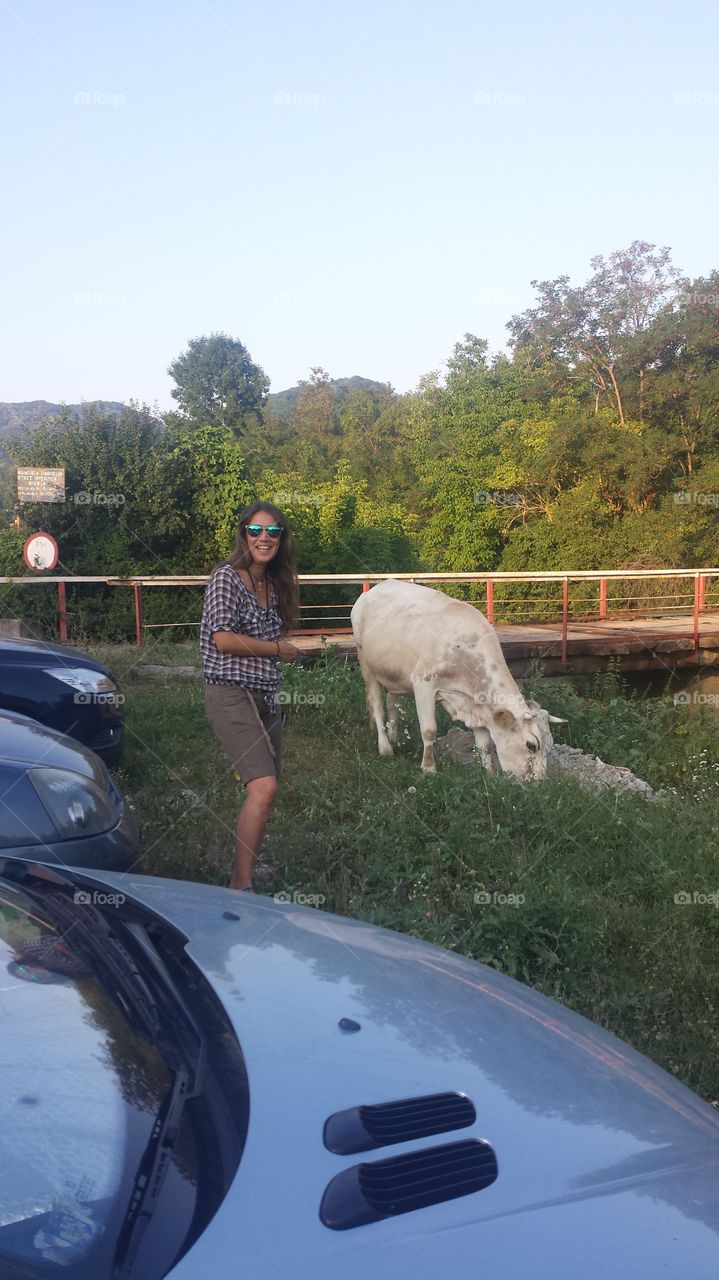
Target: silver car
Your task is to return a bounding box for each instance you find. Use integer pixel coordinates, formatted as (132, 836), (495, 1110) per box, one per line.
(1, 860), (718, 1279)
(0, 710), (138, 870)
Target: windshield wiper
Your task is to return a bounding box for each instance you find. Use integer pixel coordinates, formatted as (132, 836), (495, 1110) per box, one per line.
(111, 1062), (195, 1279)
(24, 888), (164, 1040)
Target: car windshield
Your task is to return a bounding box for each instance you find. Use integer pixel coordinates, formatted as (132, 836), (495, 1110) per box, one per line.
(0, 880), (199, 1279)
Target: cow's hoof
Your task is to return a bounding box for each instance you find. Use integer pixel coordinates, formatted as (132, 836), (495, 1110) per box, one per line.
(421, 764), (437, 775)
(379, 743), (394, 757)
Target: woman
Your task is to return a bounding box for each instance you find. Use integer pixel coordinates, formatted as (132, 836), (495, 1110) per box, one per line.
(8, 936), (92, 984)
(200, 501), (300, 890)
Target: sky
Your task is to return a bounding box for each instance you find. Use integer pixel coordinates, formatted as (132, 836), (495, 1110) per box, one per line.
(1, 0), (718, 410)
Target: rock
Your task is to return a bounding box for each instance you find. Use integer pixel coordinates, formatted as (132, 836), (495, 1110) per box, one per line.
(0, 618), (43, 639)
(547, 742), (661, 801)
(434, 727), (661, 801)
(434, 726), (476, 763)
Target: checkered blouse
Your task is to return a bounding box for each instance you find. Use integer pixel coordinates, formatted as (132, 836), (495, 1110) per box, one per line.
(200, 563), (282, 693)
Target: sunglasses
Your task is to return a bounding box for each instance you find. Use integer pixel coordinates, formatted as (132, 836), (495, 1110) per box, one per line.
(244, 524), (283, 539)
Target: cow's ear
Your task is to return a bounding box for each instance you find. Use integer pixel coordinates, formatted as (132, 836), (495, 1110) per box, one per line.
(493, 708), (516, 729)
(525, 698), (541, 711)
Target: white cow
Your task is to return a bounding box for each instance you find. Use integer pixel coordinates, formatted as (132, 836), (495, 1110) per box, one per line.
(351, 579), (565, 779)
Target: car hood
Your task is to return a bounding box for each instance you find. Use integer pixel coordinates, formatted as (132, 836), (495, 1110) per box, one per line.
(56, 872), (719, 1278)
(0, 636), (110, 673)
(0, 710), (109, 785)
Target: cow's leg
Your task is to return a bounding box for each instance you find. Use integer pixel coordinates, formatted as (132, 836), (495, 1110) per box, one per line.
(473, 726), (500, 775)
(358, 650), (393, 757)
(386, 693), (400, 745)
(412, 681), (438, 773)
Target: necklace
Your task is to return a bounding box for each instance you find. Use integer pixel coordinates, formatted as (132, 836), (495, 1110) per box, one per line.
(248, 568), (266, 597)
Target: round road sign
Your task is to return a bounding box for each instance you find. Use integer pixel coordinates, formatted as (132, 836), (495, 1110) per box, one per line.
(23, 531), (59, 572)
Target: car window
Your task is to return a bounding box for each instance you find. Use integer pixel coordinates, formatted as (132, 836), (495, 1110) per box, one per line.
(0, 885), (199, 1279)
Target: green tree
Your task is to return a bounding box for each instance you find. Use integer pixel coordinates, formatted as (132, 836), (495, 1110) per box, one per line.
(166, 421), (253, 566)
(406, 344), (532, 571)
(7, 404), (184, 574)
(167, 332), (269, 431)
(508, 242), (682, 424)
(5, 404), (191, 638)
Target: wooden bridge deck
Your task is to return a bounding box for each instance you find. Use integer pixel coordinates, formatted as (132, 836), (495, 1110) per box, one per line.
(291, 610), (719, 675)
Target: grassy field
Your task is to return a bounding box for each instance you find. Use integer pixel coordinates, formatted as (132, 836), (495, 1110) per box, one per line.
(92, 640), (719, 1105)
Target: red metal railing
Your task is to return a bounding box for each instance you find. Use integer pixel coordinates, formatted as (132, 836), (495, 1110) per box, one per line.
(2, 569), (718, 664)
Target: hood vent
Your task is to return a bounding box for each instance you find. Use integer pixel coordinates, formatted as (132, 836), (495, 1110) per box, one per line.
(320, 1138), (498, 1230)
(324, 1091), (476, 1155)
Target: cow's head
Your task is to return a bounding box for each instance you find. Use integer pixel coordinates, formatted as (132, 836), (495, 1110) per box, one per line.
(478, 696), (566, 780)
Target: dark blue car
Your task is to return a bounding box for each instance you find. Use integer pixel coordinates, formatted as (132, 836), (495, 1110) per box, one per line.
(0, 635), (123, 765)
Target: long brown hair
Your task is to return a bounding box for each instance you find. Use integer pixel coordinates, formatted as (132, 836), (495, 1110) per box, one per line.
(225, 500), (299, 630)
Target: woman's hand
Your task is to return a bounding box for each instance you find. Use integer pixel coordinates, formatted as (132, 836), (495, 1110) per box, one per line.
(277, 639), (301, 661)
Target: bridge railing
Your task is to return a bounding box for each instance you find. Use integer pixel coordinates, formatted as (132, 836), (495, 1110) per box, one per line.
(2, 569), (719, 662)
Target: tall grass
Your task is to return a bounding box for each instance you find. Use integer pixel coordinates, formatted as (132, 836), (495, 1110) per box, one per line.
(99, 646), (719, 1104)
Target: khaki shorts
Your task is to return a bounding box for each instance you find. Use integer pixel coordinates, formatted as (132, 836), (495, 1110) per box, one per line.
(204, 684), (282, 784)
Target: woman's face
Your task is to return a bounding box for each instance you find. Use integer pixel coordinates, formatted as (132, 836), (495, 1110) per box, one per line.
(244, 509), (283, 571)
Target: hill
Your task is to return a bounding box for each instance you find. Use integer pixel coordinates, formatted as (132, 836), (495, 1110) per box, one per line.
(266, 376), (391, 418)
(0, 401), (125, 443)
(0, 382), (389, 435)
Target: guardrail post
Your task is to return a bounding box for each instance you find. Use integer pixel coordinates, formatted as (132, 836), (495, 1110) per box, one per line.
(362, 580), (370, 592)
(57, 580), (68, 642)
(486, 579), (494, 623)
(561, 578), (569, 667)
(693, 573), (700, 655)
(699, 573), (706, 613)
(599, 578), (607, 619)
(133, 581), (144, 647)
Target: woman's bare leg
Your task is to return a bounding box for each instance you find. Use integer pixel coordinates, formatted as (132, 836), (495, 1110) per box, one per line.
(231, 775), (278, 890)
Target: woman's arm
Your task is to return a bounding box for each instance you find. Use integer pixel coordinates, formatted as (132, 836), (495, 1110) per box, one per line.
(213, 631), (279, 657)
(213, 631), (301, 660)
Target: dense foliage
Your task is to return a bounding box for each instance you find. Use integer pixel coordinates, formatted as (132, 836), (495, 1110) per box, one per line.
(1, 241), (718, 636)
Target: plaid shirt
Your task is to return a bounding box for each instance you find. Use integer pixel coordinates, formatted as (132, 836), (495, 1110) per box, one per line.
(200, 564), (282, 693)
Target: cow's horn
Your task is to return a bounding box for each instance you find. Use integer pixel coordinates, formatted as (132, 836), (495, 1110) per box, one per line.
(548, 714), (568, 724)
